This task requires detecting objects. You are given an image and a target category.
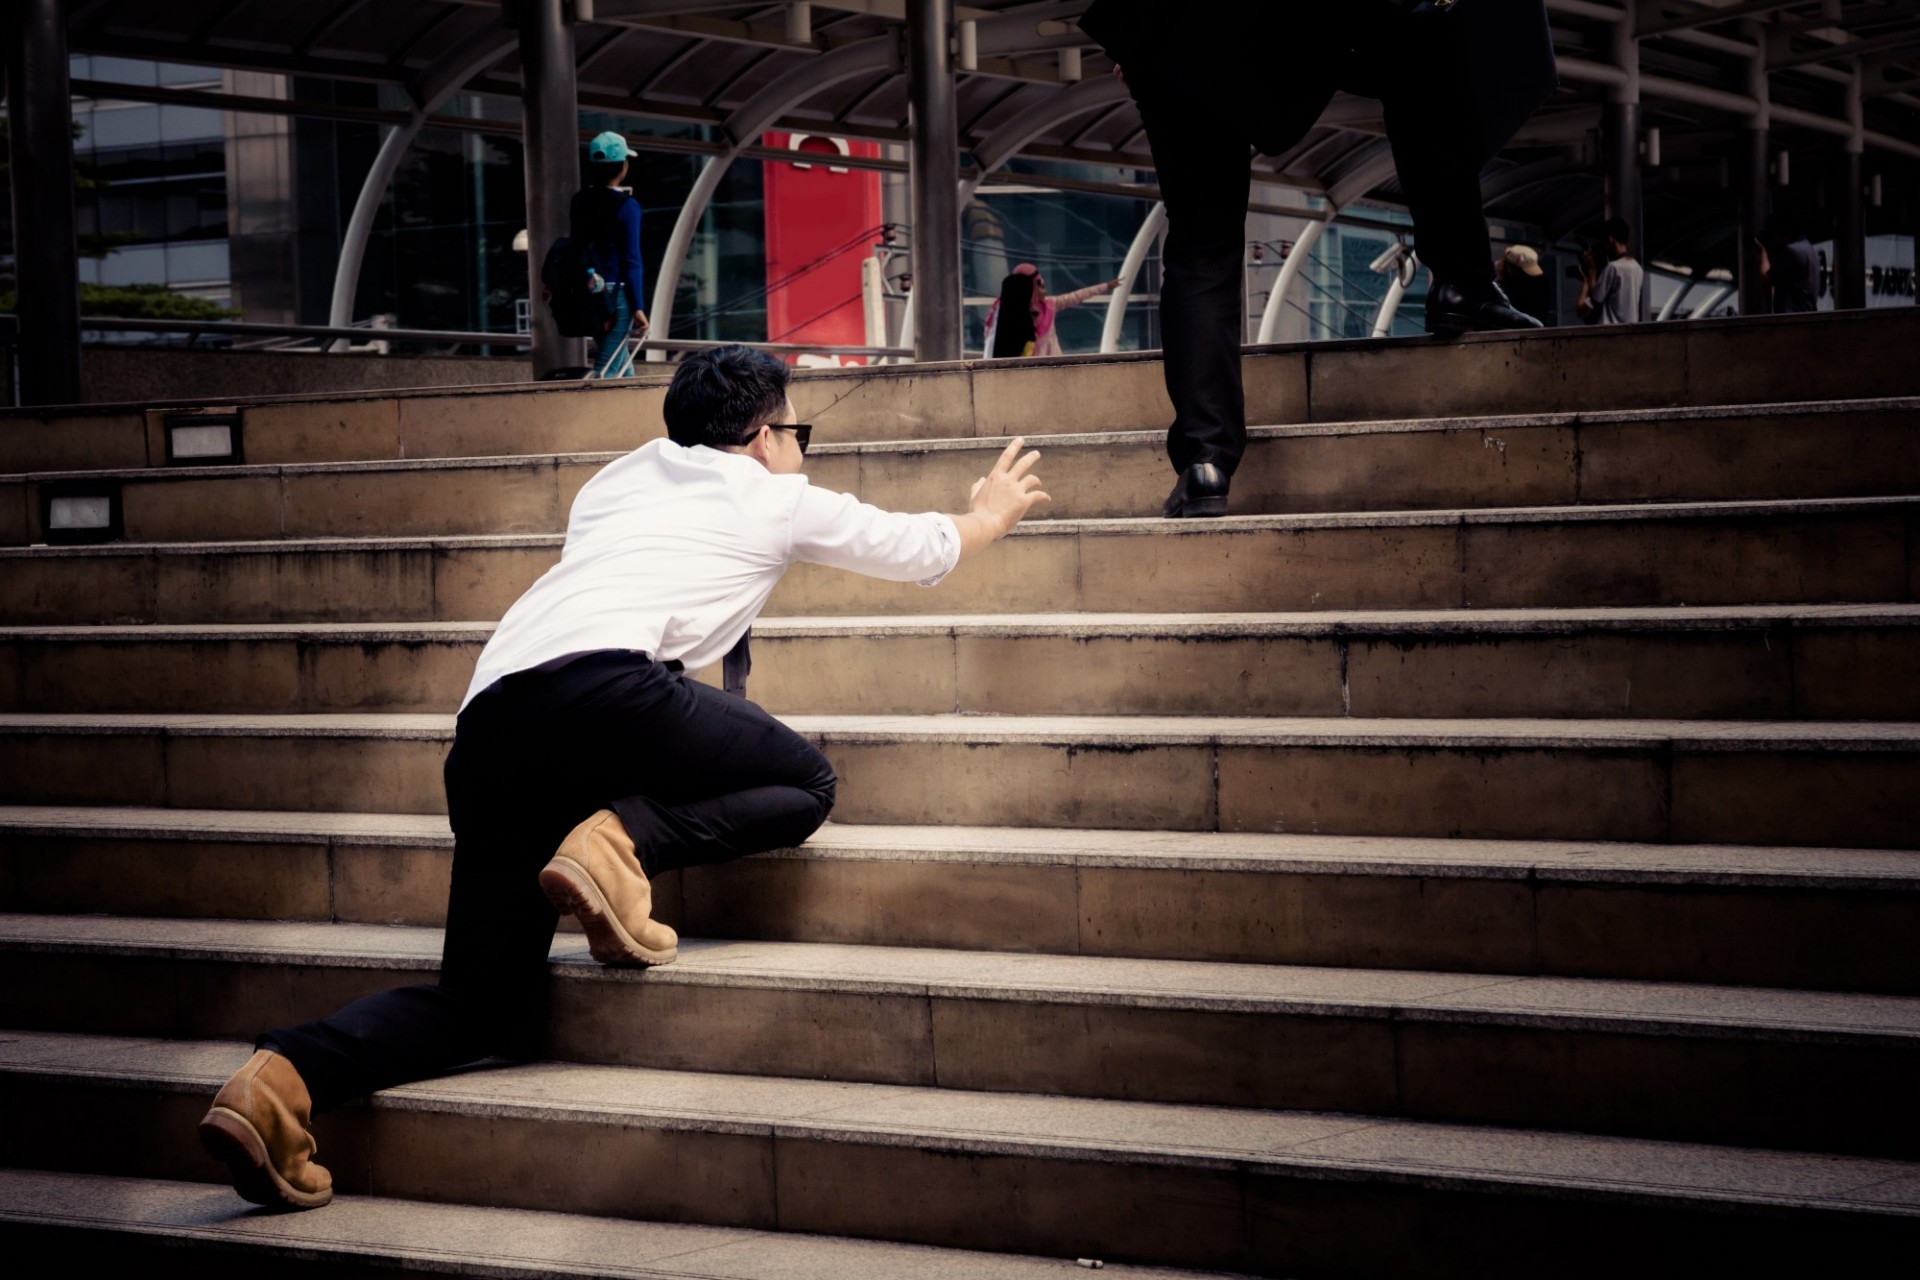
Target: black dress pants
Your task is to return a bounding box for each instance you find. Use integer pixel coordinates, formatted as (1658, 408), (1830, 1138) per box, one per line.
(1129, 6), (1494, 477)
(262, 650), (836, 1112)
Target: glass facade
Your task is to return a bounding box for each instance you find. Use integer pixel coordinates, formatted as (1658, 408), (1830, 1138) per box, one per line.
(67, 56), (231, 303)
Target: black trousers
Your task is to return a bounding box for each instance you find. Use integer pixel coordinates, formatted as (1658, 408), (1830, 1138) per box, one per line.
(263, 650), (836, 1112)
(1130, 9), (1494, 477)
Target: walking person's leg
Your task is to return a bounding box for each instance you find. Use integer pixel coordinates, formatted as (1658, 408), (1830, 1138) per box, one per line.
(1126, 70), (1254, 515)
(591, 284), (636, 377)
(1370, 12), (1539, 332)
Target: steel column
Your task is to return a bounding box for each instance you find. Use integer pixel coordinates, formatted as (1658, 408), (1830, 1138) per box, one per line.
(1737, 21), (1772, 316)
(5, 0), (83, 404)
(1602, 9), (1644, 317)
(906, 0), (962, 362)
(1837, 65), (1867, 310)
(519, 0), (585, 375)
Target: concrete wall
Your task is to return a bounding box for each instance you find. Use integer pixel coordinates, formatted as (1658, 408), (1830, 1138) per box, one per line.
(78, 347), (532, 405)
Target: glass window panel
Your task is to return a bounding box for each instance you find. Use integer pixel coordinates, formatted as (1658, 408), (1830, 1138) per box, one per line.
(166, 240), (230, 285)
(157, 105), (226, 143)
(159, 62), (224, 86)
(86, 105), (162, 149)
(97, 244), (167, 286)
(89, 57), (160, 87)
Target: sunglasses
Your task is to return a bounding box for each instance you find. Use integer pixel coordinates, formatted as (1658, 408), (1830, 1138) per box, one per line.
(770, 422), (812, 455)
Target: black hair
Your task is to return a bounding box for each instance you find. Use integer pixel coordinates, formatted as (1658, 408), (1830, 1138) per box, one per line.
(662, 345), (793, 449)
(990, 272), (1038, 358)
(1602, 216), (1631, 246)
(585, 157), (627, 187)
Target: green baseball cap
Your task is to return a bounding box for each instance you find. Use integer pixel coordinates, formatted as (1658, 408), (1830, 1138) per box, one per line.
(587, 130), (632, 162)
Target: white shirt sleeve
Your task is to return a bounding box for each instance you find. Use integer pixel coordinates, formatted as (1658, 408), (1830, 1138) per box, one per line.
(790, 485), (961, 587)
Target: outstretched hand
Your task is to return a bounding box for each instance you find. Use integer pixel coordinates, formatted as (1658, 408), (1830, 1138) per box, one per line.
(949, 437), (1050, 564)
(968, 437), (1051, 538)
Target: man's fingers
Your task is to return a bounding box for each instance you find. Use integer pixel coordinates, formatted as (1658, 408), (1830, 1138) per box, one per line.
(1008, 449), (1042, 481)
(992, 437), (1026, 474)
(1026, 490), (1052, 507)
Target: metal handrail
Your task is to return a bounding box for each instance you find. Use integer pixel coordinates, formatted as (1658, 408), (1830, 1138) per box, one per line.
(67, 317), (914, 360)
(79, 317), (533, 347)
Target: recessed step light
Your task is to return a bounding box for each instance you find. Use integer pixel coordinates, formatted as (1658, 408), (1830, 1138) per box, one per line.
(40, 482), (122, 545)
(163, 409), (242, 466)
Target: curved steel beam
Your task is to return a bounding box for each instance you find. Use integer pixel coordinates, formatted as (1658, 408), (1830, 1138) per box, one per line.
(1249, 141), (1398, 345)
(647, 36), (901, 354)
(1100, 200), (1164, 353)
(1255, 217), (1328, 345)
(327, 27), (519, 343)
(960, 74), (1126, 202)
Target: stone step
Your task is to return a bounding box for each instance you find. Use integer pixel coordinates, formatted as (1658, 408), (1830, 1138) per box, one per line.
(4, 1032), (1914, 1275)
(1, 714), (1913, 848)
(11, 398), (1918, 544)
(5, 808), (1918, 992)
(4, 496), (1914, 625)
(2, 308), (1914, 475)
(6, 914), (1918, 1156)
(4, 606), (1917, 720)
(0, 1170), (1219, 1280)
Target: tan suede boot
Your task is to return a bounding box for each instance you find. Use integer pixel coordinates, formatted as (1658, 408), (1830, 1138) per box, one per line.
(198, 1049), (333, 1210)
(540, 809), (679, 966)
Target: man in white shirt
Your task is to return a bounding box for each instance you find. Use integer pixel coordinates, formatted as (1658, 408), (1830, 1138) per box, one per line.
(197, 346), (1050, 1211)
(1576, 216), (1645, 325)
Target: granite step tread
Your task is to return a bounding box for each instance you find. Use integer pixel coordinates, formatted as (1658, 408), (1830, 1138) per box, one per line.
(0, 1169), (1215, 1280)
(6, 602), (1919, 642)
(6, 1029), (1918, 1216)
(14, 394), (1917, 483)
(4, 710), (1915, 752)
(7, 913), (1918, 1042)
(5, 806), (1916, 889)
(6, 492), (1918, 560)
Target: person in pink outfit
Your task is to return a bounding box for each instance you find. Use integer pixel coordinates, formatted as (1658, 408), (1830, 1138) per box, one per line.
(983, 263), (1121, 358)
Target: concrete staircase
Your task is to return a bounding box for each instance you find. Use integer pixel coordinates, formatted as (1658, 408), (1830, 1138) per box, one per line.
(2, 309), (1918, 1277)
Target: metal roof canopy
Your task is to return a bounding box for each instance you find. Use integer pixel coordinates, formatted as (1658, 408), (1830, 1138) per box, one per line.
(66, 1), (1920, 189)
(29, 1), (1920, 385)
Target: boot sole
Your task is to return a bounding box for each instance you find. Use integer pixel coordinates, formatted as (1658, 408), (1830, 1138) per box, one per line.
(198, 1106), (332, 1211)
(1176, 495), (1229, 518)
(539, 855), (678, 967)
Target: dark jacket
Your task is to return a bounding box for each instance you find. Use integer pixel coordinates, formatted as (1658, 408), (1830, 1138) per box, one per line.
(569, 186), (646, 296)
(1079, 0), (1557, 164)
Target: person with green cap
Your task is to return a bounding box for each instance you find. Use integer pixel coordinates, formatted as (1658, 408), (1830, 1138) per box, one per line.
(572, 130), (649, 376)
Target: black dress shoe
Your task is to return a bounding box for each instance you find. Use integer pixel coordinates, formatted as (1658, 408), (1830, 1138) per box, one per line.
(1425, 280), (1545, 336)
(1163, 462), (1230, 518)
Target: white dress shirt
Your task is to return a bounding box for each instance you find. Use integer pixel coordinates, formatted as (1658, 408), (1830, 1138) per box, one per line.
(462, 439), (959, 708)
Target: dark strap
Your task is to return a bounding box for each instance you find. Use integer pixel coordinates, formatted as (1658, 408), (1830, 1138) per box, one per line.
(722, 630), (751, 698)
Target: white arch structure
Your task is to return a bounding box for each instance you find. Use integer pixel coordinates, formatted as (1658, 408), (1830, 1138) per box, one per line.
(960, 74), (1127, 204)
(646, 36), (901, 357)
(327, 28), (520, 347)
(1099, 199), (1164, 353)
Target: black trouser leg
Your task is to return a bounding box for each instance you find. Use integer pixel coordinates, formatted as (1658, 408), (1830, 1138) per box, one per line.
(262, 651), (835, 1112)
(1376, 23), (1494, 287)
(1128, 73), (1254, 477)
